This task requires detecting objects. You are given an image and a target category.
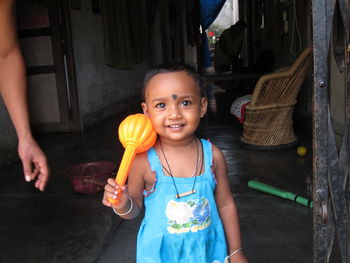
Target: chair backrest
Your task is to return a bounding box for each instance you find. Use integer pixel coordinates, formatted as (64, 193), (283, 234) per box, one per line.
(249, 47), (313, 109)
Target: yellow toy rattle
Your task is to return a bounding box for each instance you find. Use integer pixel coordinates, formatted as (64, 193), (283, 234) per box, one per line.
(108, 114), (157, 204)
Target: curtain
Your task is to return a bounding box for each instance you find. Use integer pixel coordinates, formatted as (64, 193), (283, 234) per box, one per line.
(199, 0), (225, 67)
(100, 0), (149, 69)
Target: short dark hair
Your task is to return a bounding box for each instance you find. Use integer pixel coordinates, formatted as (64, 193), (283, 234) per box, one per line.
(142, 62), (204, 101)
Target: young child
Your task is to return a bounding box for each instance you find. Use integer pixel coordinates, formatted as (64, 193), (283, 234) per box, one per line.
(103, 63), (248, 263)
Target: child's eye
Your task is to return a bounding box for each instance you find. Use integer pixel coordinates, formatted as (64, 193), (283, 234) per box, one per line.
(181, 100), (192, 106)
(156, 103), (166, 109)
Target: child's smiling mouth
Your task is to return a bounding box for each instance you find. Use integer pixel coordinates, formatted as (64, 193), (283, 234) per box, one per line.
(167, 124), (185, 129)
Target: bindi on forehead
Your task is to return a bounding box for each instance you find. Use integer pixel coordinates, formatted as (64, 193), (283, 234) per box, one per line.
(171, 94), (177, 100)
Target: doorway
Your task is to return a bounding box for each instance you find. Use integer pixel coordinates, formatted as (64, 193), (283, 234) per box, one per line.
(16, 0), (80, 133)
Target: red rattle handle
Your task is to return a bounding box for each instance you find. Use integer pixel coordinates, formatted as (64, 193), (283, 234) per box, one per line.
(108, 114), (157, 204)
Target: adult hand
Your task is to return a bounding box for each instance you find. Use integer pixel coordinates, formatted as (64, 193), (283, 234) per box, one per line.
(18, 137), (49, 191)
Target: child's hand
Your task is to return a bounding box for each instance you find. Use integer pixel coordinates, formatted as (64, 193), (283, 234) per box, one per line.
(102, 178), (130, 210)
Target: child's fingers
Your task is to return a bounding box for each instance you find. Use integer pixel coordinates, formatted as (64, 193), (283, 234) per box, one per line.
(104, 184), (118, 200)
(116, 185), (130, 205)
(108, 183), (128, 197)
(104, 189), (116, 199)
(107, 178), (116, 186)
(102, 183), (117, 206)
(120, 185), (128, 192)
(102, 184), (129, 208)
(102, 188), (119, 206)
(104, 183), (115, 193)
(115, 184), (128, 194)
(102, 197), (111, 207)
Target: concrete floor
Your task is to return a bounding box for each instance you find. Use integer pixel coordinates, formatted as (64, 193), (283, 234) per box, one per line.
(0, 108), (313, 263)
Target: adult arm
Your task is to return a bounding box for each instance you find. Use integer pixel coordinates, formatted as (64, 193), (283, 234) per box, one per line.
(0, 0), (49, 191)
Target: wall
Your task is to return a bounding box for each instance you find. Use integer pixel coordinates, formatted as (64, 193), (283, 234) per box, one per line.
(69, 1), (149, 128)
(0, 0), (197, 166)
(246, 0), (313, 120)
(0, 100), (18, 166)
(250, 0), (310, 68)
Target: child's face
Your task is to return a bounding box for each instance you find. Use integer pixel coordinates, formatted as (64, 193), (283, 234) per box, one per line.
(141, 71), (207, 143)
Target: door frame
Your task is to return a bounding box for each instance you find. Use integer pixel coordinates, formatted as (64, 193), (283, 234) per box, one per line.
(312, 0), (349, 262)
(58, 0), (80, 132)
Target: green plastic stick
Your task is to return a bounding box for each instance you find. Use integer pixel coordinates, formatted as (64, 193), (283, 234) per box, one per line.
(248, 180), (313, 208)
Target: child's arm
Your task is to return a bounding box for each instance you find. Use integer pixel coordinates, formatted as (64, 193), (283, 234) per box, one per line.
(102, 152), (148, 220)
(212, 145), (248, 263)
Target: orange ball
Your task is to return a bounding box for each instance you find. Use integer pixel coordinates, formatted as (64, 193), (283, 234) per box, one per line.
(118, 114), (157, 153)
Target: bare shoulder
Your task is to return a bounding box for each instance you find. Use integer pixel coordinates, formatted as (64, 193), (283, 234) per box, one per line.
(127, 150), (157, 201)
(210, 143), (226, 170)
(130, 151), (154, 182)
(210, 143), (230, 199)
(130, 151), (150, 176)
(126, 151), (151, 199)
(211, 143), (224, 157)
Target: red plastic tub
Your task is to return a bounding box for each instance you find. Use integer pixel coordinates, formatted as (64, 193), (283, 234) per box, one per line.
(65, 161), (115, 194)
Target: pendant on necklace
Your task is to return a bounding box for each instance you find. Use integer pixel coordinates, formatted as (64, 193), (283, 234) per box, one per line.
(175, 189), (196, 198)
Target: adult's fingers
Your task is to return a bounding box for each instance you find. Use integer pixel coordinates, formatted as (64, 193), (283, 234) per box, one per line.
(33, 160), (49, 191)
(21, 158), (33, 182)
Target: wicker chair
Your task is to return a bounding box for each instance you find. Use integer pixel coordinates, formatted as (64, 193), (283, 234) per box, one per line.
(240, 46), (313, 149)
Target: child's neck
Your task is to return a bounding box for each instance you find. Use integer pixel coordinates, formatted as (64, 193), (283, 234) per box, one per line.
(157, 135), (202, 179)
(158, 136), (197, 149)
